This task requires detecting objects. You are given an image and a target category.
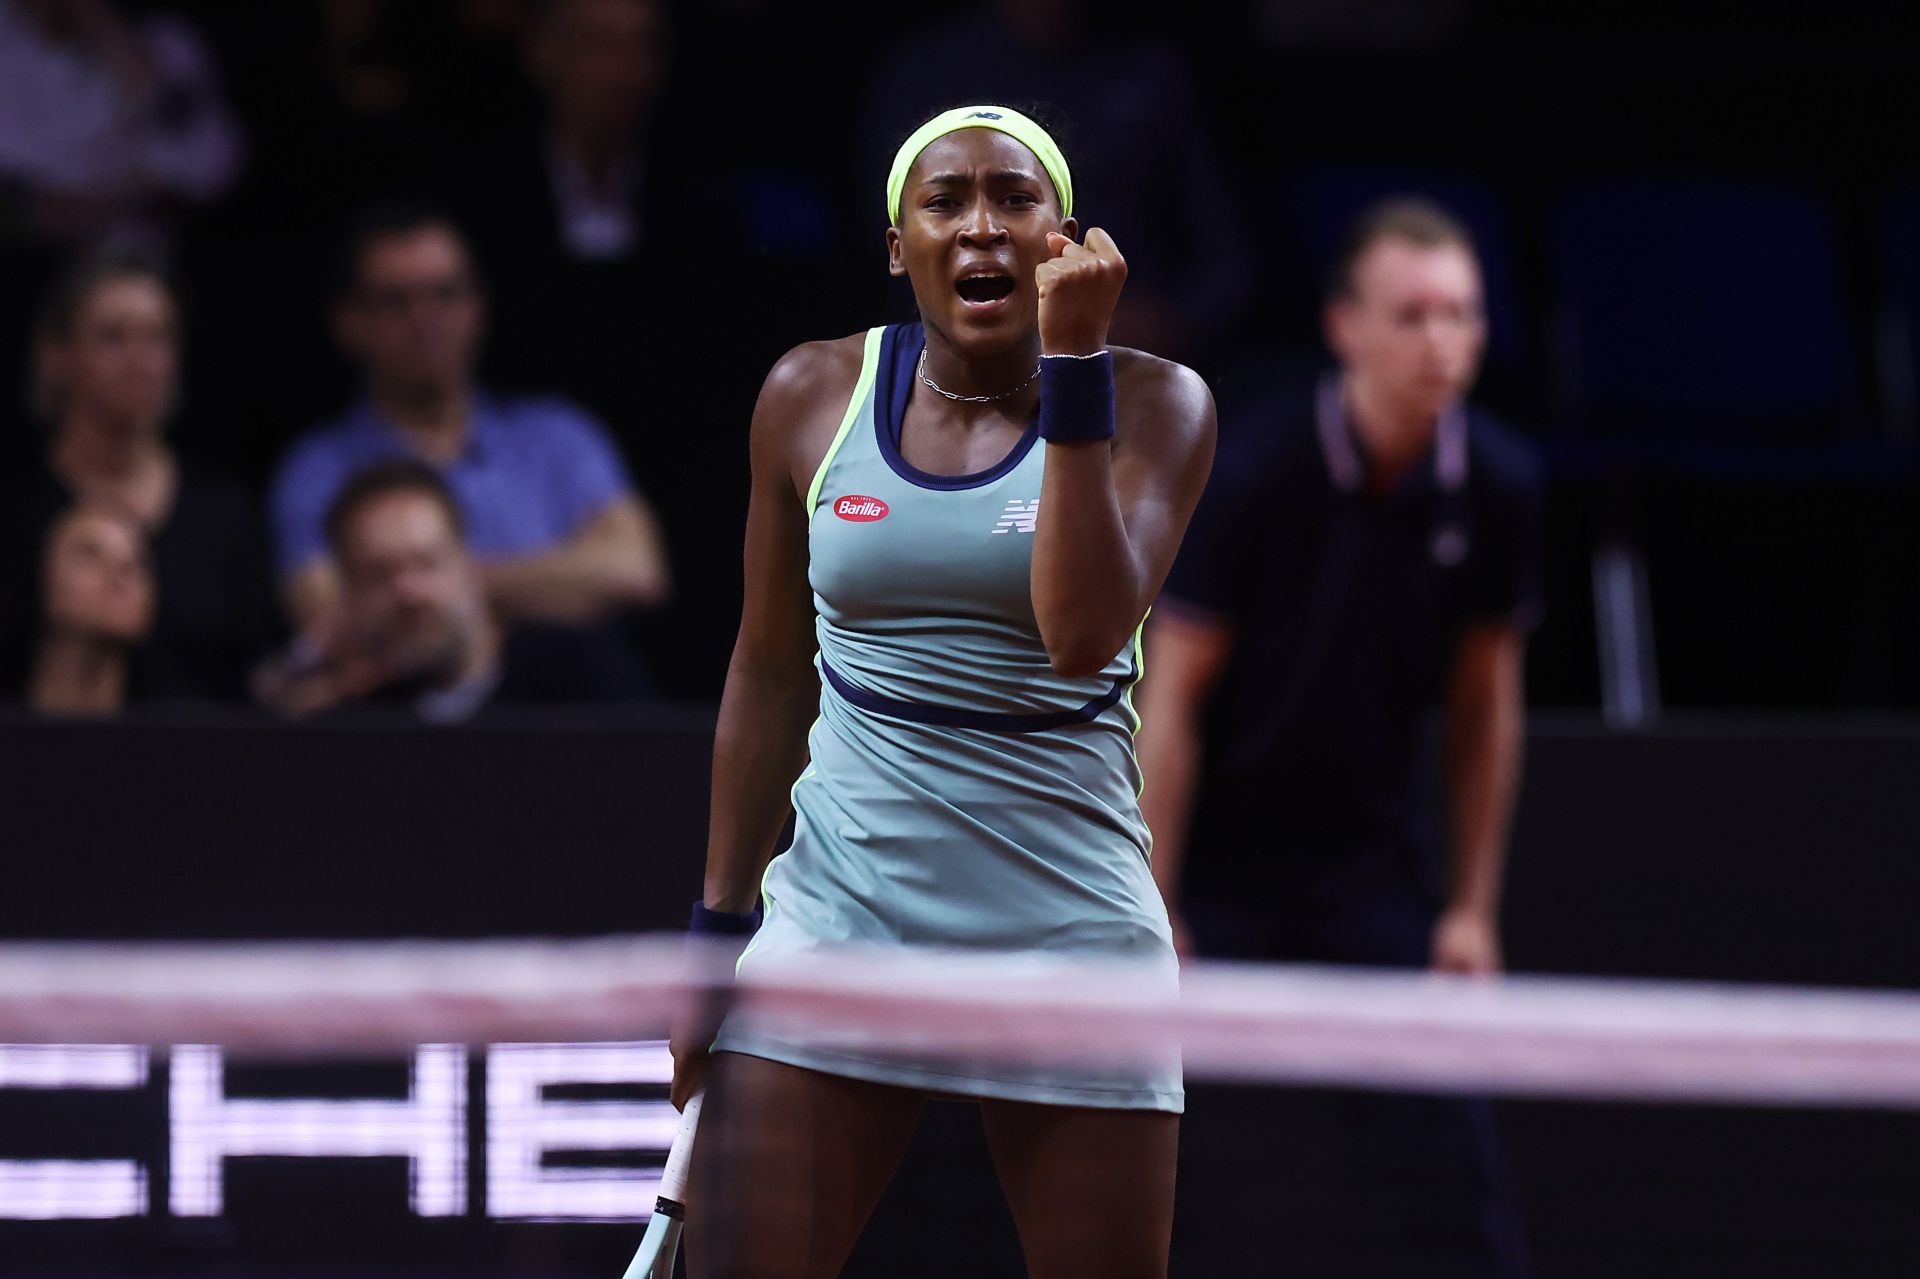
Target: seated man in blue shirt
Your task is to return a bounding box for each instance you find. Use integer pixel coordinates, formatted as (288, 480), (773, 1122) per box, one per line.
(1137, 199), (1542, 1275)
(270, 203), (672, 638)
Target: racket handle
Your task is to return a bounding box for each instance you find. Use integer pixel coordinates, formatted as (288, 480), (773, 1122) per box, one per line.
(657, 1090), (703, 1206)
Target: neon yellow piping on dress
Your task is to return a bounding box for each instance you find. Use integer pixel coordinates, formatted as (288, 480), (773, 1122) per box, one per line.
(803, 327), (885, 517)
(1125, 613), (1149, 799)
(1122, 612), (1149, 736)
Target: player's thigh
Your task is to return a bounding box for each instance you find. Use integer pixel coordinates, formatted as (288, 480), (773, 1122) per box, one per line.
(977, 1098), (1180, 1279)
(687, 1052), (924, 1279)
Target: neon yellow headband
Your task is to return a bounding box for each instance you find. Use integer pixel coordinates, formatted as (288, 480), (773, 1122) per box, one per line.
(886, 105), (1073, 226)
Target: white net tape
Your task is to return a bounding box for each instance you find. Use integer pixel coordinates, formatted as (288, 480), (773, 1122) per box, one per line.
(4, 936), (1920, 1108)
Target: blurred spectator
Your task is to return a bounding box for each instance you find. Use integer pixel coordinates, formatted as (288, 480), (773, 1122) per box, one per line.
(304, 0), (536, 180)
(1136, 200), (1541, 1273)
(202, 2), (534, 237)
(863, 0), (1247, 362)
(0, 250), (275, 700)
(523, 0), (667, 263)
(256, 459), (647, 721)
(269, 203), (672, 639)
(0, 0), (243, 445)
(448, 0), (689, 431)
(0, 0), (242, 249)
(449, 0), (845, 699)
(19, 502), (154, 718)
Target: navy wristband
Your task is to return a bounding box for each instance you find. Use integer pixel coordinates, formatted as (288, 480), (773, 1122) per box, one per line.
(689, 901), (761, 936)
(1037, 351), (1116, 443)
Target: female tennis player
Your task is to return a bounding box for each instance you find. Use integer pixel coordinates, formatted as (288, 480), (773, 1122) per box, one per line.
(671, 105), (1215, 1279)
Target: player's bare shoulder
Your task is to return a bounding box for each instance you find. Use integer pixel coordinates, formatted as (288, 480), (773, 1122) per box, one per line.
(1112, 346), (1217, 454)
(752, 332), (871, 493)
(756, 333), (867, 430)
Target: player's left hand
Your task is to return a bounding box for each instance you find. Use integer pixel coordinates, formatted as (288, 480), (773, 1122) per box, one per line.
(1037, 227), (1127, 357)
(1430, 906), (1503, 977)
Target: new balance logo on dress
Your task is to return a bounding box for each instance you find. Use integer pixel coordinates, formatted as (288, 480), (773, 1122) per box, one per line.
(991, 499), (1040, 534)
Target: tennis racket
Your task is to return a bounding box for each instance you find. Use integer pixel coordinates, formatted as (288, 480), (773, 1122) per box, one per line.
(620, 1091), (703, 1279)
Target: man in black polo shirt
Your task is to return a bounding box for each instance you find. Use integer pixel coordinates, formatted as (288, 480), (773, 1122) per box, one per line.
(1139, 200), (1540, 1275)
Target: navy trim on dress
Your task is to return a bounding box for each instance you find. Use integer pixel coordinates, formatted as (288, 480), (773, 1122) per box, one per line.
(820, 657), (1127, 733)
(875, 323), (1041, 492)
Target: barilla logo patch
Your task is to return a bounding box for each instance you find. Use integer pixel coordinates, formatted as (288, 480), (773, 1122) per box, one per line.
(833, 495), (890, 522)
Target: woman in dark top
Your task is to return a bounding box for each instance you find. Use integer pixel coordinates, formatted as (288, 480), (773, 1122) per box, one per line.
(0, 250), (275, 702)
(22, 502), (157, 717)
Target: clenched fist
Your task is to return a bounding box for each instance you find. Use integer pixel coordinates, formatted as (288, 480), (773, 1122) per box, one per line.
(1036, 227), (1127, 357)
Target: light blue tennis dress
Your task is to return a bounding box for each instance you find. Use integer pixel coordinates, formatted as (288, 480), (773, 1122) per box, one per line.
(712, 323), (1183, 1113)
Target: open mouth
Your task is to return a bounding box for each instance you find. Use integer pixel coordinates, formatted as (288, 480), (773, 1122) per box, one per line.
(955, 274), (1015, 305)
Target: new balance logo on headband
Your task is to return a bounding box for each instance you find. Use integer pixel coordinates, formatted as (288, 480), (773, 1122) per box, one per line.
(968, 111), (1004, 120)
(991, 499), (1039, 534)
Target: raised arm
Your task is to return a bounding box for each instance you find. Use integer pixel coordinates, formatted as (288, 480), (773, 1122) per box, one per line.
(1029, 228), (1216, 676)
